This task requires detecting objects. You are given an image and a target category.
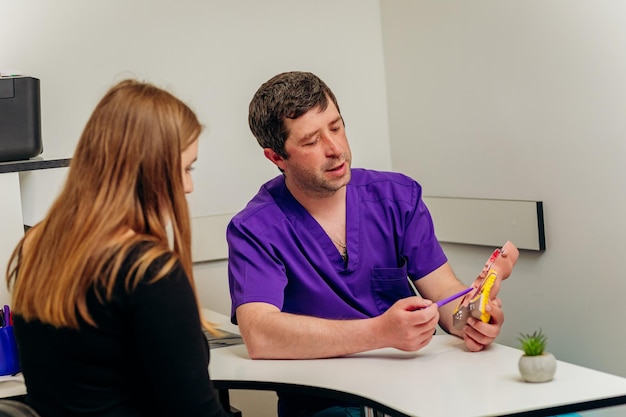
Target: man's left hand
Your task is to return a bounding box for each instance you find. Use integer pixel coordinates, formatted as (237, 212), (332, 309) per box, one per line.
(462, 298), (504, 352)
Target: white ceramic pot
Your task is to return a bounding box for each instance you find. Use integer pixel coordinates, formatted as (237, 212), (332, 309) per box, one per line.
(519, 352), (557, 382)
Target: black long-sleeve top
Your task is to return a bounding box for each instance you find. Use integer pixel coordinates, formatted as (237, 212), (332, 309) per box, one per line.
(14, 245), (229, 417)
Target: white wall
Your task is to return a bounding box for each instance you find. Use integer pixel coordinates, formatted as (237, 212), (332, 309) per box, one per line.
(1, 1), (390, 415)
(1, 0), (392, 303)
(381, 1), (626, 415)
(11, 0), (623, 414)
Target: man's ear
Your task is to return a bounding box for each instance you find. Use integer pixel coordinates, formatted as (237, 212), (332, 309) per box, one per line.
(263, 148), (286, 171)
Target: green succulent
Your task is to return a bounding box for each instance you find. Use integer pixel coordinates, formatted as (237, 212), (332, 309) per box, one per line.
(517, 329), (547, 356)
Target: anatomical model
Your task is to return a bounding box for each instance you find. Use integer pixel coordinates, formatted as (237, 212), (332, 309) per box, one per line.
(452, 241), (519, 330)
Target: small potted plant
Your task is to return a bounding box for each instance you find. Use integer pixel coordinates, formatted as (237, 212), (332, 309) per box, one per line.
(517, 329), (557, 382)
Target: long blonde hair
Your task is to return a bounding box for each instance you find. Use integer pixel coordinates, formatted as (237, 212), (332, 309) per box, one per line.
(7, 79), (214, 332)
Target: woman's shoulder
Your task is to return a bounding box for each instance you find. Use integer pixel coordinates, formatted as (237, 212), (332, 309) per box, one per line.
(102, 236), (181, 293)
(122, 239), (178, 272)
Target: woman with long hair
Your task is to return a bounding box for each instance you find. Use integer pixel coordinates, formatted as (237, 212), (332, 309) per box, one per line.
(7, 79), (229, 417)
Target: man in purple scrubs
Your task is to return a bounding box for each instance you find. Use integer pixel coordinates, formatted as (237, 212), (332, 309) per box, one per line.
(227, 71), (505, 417)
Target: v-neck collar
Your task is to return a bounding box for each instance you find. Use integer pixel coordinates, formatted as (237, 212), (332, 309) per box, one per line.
(277, 181), (360, 272)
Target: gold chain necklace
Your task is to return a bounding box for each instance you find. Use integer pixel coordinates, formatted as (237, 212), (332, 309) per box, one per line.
(330, 237), (346, 250)
(329, 236), (348, 262)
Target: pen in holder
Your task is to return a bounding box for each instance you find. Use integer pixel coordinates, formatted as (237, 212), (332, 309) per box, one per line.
(0, 305), (20, 375)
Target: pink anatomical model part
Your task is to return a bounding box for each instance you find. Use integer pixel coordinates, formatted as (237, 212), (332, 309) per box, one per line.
(452, 241), (519, 330)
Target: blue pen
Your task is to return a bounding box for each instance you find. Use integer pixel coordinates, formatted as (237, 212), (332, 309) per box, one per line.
(407, 277), (473, 308)
(435, 287), (473, 308)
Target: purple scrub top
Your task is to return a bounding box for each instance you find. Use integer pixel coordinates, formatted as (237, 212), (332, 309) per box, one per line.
(227, 169), (447, 324)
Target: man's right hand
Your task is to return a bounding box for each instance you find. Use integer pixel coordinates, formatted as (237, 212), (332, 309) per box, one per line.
(372, 296), (439, 352)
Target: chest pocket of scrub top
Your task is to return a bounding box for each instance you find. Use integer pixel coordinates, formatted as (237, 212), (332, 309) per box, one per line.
(371, 257), (412, 314)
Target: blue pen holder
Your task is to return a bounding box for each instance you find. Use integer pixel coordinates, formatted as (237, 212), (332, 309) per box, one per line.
(0, 326), (20, 375)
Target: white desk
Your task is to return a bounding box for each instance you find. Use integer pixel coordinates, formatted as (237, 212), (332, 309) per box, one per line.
(204, 311), (626, 417)
(3, 311), (626, 417)
(0, 375), (25, 399)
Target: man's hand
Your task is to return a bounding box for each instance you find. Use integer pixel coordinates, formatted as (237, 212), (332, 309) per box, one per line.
(462, 297), (504, 351)
(373, 296), (440, 352)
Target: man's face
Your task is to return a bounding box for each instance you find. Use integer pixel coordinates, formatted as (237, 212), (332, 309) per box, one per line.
(269, 100), (352, 199)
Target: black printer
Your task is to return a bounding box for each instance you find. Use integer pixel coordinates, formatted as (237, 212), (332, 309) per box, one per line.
(0, 76), (43, 162)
